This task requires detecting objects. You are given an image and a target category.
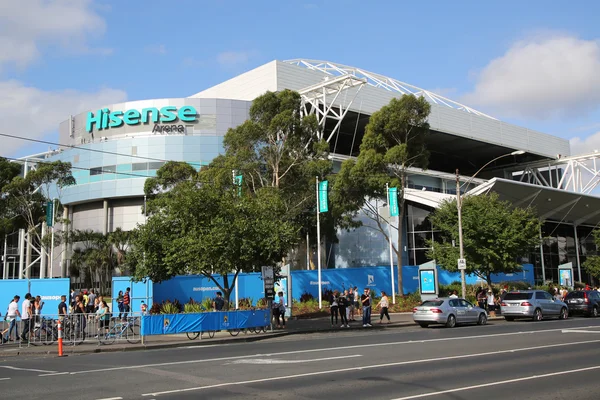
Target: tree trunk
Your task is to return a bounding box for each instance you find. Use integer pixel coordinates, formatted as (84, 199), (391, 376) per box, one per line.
(486, 272), (492, 289)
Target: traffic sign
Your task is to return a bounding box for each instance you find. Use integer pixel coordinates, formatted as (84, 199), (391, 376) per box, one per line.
(457, 258), (466, 270)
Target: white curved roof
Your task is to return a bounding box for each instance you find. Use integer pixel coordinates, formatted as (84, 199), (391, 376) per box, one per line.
(284, 59), (497, 120)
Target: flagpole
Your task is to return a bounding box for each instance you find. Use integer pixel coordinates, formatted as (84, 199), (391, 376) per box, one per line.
(316, 176), (322, 309)
(387, 183), (396, 304)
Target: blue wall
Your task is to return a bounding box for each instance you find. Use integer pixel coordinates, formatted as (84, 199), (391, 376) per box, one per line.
(111, 277), (153, 315)
(146, 264), (535, 305)
(0, 279), (70, 317)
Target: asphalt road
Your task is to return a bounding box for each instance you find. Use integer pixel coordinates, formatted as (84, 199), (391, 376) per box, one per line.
(2, 317), (600, 400)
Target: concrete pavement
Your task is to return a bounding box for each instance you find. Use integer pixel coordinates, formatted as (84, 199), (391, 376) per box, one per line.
(1, 316), (600, 399)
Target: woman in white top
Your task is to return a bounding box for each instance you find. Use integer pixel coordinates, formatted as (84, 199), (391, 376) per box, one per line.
(377, 291), (391, 323)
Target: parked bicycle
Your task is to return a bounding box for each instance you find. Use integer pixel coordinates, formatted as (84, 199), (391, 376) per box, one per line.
(99, 316), (140, 345)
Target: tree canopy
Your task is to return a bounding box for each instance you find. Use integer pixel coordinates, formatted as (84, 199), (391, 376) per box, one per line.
(332, 94), (431, 294)
(427, 193), (541, 287)
(129, 179), (299, 306)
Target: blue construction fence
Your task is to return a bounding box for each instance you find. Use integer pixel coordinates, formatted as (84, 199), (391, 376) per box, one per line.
(146, 264), (534, 307)
(0, 264), (533, 316)
(0, 278), (70, 317)
(140, 309), (270, 336)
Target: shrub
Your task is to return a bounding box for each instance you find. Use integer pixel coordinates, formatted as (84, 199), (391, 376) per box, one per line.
(201, 297), (213, 311)
(183, 299), (204, 313)
(160, 300), (182, 314)
(256, 298), (268, 309)
(237, 297), (253, 310)
(299, 292), (314, 303)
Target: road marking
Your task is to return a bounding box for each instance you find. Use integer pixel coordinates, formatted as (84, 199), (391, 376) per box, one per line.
(389, 364), (600, 399)
(227, 354), (361, 365)
(95, 397), (123, 400)
(141, 338), (600, 397)
(0, 366), (57, 373)
(39, 372), (70, 377)
(175, 345), (223, 349)
(67, 324), (599, 375)
(0, 378), (10, 381)
(562, 329), (600, 334)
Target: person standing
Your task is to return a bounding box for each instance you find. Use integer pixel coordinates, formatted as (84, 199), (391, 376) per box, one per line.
(353, 286), (361, 317)
(361, 288), (372, 327)
(213, 291), (225, 311)
(276, 291), (286, 329)
(330, 291), (339, 327)
(347, 289), (355, 322)
(87, 289), (97, 313)
(338, 291), (349, 328)
(122, 287), (131, 320)
(377, 291), (391, 324)
(2, 296), (20, 343)
(20, 293), (32, 342)
(58, 295), (68, 319)
(116, 290), (124, 319)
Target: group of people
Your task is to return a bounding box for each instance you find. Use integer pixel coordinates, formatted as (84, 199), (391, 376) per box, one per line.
(329, 287), (391, 328)
(1, 293), (44, 343)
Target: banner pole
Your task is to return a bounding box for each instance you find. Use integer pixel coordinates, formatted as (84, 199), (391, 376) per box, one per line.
(316, 176), (322, 309)
(387, 183), (396, 304)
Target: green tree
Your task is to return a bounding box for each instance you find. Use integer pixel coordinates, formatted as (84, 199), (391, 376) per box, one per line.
(0, 157), (24, 238)
(68, 229), (115, 294)
(583, 230), (600, 282)
(427, 193), (541, 287)
(129, 180), (299, 308)
(332, 94), (431, 295)
(201, 91), (335, 262)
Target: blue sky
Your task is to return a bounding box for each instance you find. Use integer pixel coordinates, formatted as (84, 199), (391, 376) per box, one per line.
(2, 0), (600, 158)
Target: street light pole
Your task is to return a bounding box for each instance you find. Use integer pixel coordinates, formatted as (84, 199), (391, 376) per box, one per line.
(456, 150), (525, 299)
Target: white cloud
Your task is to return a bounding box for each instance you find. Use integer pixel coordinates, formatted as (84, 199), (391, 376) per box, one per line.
(0, 0), (109, 70)
(217, 51), (256, 67)
(570, 131), (600, 156)
(0, 80), (127, 156)
(463, 34), (600, 120)
(145, 44), (167, 55)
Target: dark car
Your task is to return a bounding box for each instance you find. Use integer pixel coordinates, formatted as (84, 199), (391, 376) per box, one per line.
(565, 290), (600, 317)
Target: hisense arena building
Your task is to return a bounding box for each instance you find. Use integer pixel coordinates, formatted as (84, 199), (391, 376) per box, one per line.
(6, 59), (600, 285)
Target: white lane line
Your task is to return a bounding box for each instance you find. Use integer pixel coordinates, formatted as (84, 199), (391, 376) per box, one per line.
(70, 325), (600, 375)
(95, 397), (123, 400)
(0, 378), (11, 381)
(141, 338), (600, 397)
(0, 366), (57, 373)
(227, 354), (361, 365)
(175, 345), (223, 349)
(39, 372), (70, 377)
(390, 364), (600, 400)
(562, 329), (600, 334)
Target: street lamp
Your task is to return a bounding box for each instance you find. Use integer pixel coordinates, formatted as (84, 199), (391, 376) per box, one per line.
(456, 150), (525, 298)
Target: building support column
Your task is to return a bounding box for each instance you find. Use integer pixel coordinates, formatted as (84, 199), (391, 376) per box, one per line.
(2, 234), (7, 279)
(539, 227), (546, 283)
(61, 205), (69, 278)
(25, 230), (32, 279)
(40, 223), (47, 279)
(18, 229), (25, 279)
(103, 200), (109, 235)
(574, 225), (582, 283)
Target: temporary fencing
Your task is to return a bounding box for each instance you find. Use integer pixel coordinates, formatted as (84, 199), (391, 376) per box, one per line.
(0, 312), (143, 348)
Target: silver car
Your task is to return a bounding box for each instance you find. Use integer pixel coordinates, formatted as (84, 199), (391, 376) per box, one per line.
(500, 290), (569, 321)
(412, 298), (488, 328)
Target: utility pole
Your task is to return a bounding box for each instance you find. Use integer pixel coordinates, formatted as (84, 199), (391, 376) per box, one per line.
(456, 169), (467, 299)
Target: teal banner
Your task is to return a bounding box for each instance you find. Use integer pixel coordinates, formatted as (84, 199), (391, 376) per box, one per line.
(234, 174), (243, 197)
(388, 187), (399, 217)
(318, 180), (329, 213)
(46, 201), (53, 227)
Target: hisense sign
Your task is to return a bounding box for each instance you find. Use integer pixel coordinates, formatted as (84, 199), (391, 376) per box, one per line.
(86, 105), (198, 133)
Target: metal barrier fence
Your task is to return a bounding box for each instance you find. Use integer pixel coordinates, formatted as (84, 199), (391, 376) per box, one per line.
(0, 312), (142, 347)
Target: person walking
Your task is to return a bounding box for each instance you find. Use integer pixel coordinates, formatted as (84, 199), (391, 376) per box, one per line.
(361, 288), (372, 327)
(276, 291), (286, 329)
(122, 287), (131, 320)
(2, 296), (20, 343)
(330, 291), (340, 327)
(20, 293), (32, 342)
(377, 291), (391, 324)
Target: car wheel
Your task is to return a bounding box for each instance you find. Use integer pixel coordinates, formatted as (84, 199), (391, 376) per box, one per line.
(593, 307), (599, 318)
(418, 322), (429, 328)
(533, 308), (543, 322)
(504, 317), (514, 321)
(445, 314), (456, 328)
(559, 307), (568, 320)
(477, 313), (487, 325)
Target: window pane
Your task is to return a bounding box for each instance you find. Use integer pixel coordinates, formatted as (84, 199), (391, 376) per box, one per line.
(90, 167), (102, 176)
(103, 165), (116, 173)
(148, 161), (165, 170)
(132, 162), (148, 171)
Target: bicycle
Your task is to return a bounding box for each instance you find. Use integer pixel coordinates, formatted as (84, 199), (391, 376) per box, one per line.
(31, 317), (58, 346)
(99, 317), (140, 345)
(186, 330), (216, 340)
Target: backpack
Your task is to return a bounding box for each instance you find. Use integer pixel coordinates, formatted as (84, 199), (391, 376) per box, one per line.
(338, 296), (348, 308)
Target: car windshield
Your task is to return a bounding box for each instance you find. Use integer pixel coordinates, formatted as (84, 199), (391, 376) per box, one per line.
(421, 300), (444, 307)
(504, 293), (533, 300)
(566, 292), (584, 299)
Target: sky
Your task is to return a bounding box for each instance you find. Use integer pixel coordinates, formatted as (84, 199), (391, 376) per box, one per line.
(1, 0), (600, 159)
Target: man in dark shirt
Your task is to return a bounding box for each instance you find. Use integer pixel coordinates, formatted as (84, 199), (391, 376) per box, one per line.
(213, 292), (225, 311)
(361, 288), (372, 327)
(58, 295), (68, 317)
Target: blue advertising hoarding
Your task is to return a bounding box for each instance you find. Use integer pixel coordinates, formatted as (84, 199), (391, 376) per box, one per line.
(0, 278), (69, 317)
